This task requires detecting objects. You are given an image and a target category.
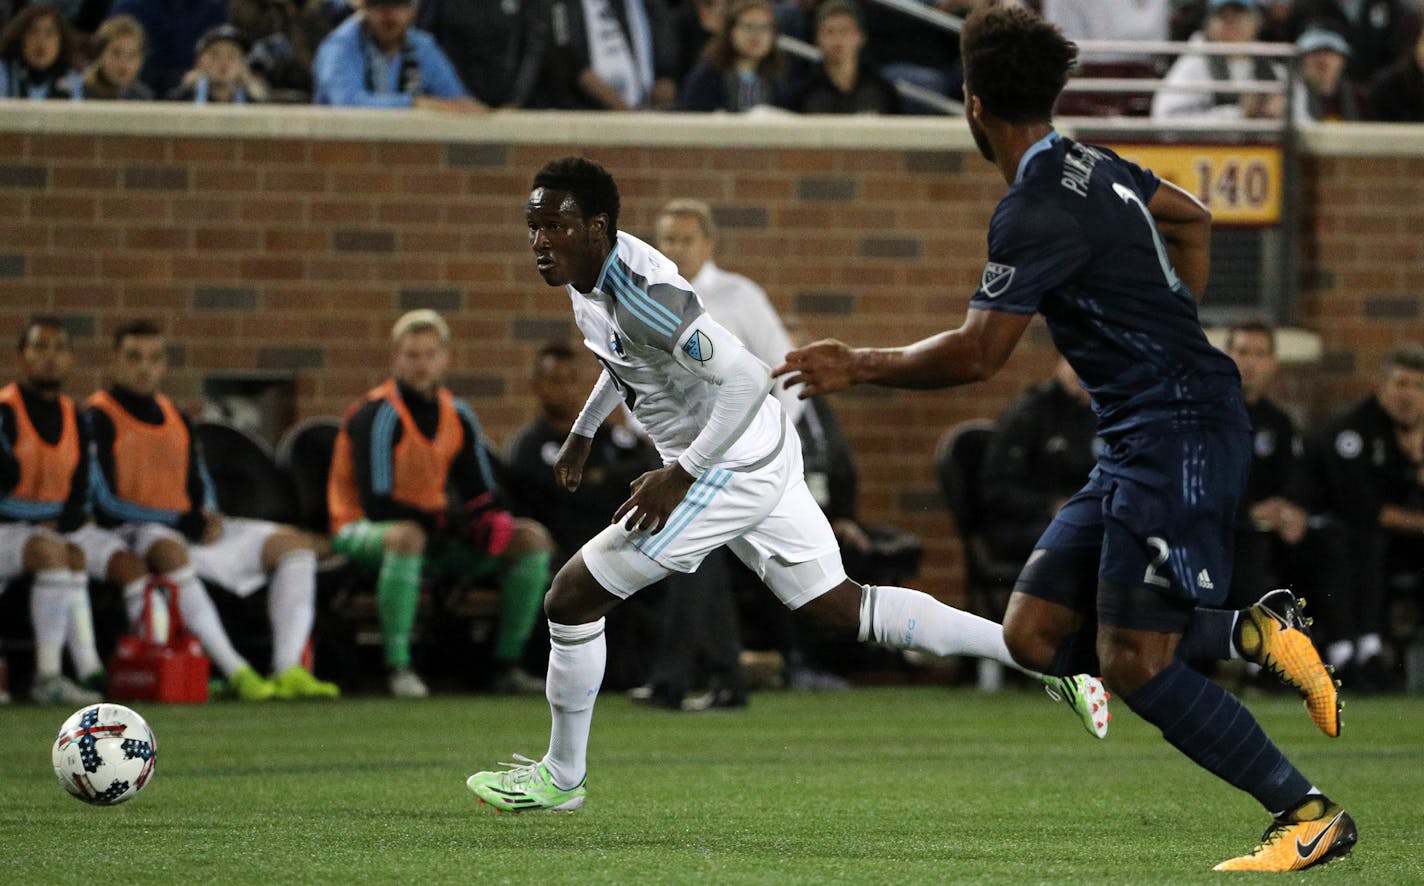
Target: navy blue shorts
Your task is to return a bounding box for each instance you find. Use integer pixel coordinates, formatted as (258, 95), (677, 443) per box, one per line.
(1017, 428), (1249, 630)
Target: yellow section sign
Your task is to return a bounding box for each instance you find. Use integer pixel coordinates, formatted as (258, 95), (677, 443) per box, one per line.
(1106, 143), (1283, 226)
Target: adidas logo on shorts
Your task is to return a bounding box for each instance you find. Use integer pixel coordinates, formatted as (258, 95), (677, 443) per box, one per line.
(1197, 569), (1214, 590)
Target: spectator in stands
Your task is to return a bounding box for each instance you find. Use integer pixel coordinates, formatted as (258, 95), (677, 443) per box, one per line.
(84, 320), (340, 701)
(0, 4), (82, 99)
(653, 198), (802, 422)
(1, 318), (107, 705)
(1152, 0), (1287, 122)
(671, 0), (723, 85)
(1294, 21), (1368, 120)
(1046, 0), (1173, 115)
(328, 311), (554, 697)
(1223, 320), (1311, 609)
(73, 15), (154, 100)
(236, 0), (332, 101)
(980, 358), (1099, 565)
(1043, 0), (1172, 55)
(168, 24), (270, 103)
(678, 0), (791, 111)
(790, 0), (900, 115)
(535, 0), (678, 110)
(1306, 343), (1424, 691)
(1178, 0), (1296, 42)
(1289, 0), (1420, 86)
(861, 0), (962, 113)
(1368, 24), (1424, 121)
(312, 0), (483, 110)
(106, 0), (226, 97)
(416, 0), (549, 108)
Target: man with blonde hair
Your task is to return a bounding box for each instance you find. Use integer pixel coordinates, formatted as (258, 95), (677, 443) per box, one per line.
(329, 310), (554, 697)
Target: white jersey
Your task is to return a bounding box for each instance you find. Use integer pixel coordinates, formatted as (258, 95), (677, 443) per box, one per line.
(567, 232), (785, 471)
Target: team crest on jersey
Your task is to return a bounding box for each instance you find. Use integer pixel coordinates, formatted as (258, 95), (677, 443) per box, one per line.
(980, 262), (1015, 298)
(609, 331), (626, 358)
(682, 329), (713, 363)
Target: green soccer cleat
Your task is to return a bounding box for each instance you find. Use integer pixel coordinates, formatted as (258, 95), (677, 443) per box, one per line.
(231, 665), (277, 702)
(466, 754), (586, 814)
(271, 665), (341, 700)
(1043, 674), (1111, 739)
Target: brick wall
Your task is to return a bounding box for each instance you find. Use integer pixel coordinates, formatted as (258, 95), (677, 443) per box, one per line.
(2, 111), (1422, 604)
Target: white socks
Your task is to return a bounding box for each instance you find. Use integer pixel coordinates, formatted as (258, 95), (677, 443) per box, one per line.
(858, 584), (1032, 675)
(64, 570), (103, 680)
(165, 566), (249, 678)
(30, 569), (72, 679)
(542, 618), (606, 791)
(267, 549), (316, 673)
(32, 569), (103, 682)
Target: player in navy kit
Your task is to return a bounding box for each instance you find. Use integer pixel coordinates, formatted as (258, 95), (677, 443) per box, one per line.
(777, 5), (1355, 873)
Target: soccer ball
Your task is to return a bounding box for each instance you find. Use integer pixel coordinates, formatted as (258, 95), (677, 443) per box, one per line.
(51, 703), (157, 805)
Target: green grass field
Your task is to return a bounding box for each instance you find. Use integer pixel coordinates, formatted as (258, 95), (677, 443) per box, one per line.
(4, 687), (1421, 884)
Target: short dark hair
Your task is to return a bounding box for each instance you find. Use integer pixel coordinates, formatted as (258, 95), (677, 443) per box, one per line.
(1382, 342), (1424, 375)
(531, 156), (620, 244)
(1225, 319), (1276, 353)
(112, 318), (162, 350)
(960, 5), (1077, 124)
(18, 315), (69, 351)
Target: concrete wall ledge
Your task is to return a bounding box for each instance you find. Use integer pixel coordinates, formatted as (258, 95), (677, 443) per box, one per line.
(3, 102), (1421, 157)
(0, 101), (975, 151)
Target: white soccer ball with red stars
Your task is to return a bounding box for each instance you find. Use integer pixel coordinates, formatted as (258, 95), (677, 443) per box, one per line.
(51, 703), (157, 805)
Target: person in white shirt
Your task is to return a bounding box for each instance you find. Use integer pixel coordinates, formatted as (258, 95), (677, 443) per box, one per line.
(654, 198), (804, 423)
(1151, 0), (1286, 121)
(463, 156), (1111, 815)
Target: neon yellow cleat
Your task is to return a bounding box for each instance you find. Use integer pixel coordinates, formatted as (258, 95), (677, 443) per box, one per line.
(271, 665), (341, 700)
(230, 665), (276, 702)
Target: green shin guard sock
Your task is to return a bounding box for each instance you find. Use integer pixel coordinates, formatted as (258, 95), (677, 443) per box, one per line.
(377, 553), (423, 670)
(495, 550), (551, 663)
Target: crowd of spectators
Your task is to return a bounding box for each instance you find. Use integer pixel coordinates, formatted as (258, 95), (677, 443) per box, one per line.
(1, 0), (1422, 120)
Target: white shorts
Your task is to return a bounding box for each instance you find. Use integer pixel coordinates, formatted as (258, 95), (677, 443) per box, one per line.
(117, 518), (279, 597)
(0, 522), (61, 585)
(582, 434), (845, 610)
(66, 524), (130, 581)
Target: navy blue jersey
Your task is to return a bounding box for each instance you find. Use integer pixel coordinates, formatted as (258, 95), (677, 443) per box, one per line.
(969, 132), (1249, 442)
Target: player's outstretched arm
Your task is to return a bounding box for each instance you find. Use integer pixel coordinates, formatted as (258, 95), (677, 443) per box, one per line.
(774, 308), (1033, 396)
(1148, 180), (1212, 301)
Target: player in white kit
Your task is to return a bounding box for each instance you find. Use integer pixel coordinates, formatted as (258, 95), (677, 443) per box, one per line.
(465, 157), (1110, 813)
